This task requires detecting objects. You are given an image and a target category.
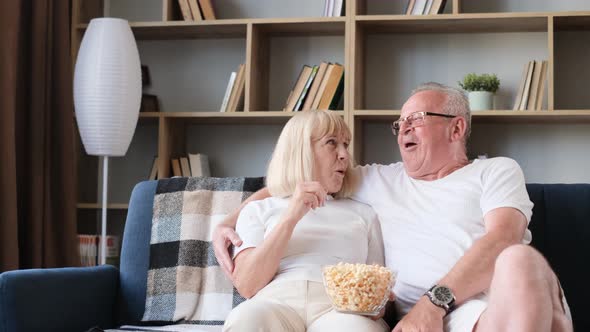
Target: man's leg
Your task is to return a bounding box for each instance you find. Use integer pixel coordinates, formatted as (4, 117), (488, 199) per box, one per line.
(474, 244), (572, 332)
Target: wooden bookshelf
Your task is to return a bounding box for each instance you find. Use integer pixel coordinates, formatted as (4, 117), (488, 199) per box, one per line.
(72, 0), (590, 221)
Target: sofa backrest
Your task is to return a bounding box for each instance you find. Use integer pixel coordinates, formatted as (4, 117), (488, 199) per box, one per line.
(117, 181), (589, 330)
(117, 180), (157, 325)
(526, 183), (590, 331)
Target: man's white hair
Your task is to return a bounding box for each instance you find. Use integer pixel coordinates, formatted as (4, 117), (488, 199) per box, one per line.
(411, 82), (472, 141)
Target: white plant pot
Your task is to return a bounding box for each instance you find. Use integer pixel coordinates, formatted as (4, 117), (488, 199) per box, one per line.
(468, 91), (494, 111)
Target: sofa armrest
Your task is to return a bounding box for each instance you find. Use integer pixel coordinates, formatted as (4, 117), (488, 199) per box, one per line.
(0, 265), (119, 332)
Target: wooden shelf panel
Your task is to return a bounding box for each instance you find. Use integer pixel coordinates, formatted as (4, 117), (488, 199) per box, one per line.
(77, 17), (346, 40)
(356, 13), (549, 33)
(157, 111), (344, 124)
(252, 17), (346, 36)
(78, 21), (248, 39)
(354, 110), (590, 123)
(77, 203), (129, 210)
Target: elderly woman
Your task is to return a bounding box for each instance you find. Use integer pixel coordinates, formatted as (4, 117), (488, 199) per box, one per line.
(222, 110), (388, 332)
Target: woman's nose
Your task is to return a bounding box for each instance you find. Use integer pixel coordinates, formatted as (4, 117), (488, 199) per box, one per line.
(338, 145), (349, 160)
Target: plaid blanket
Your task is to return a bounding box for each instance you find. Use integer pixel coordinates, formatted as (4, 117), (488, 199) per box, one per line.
(140, 176), (264, 330)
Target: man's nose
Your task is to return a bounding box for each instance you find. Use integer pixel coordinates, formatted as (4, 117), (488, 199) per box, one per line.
(402, 124), (413, 135)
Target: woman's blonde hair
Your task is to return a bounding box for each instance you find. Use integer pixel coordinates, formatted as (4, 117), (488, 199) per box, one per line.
(266, 110), (357, 199)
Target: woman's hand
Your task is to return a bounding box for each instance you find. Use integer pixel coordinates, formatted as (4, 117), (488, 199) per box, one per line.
(283, 182), (327, 224)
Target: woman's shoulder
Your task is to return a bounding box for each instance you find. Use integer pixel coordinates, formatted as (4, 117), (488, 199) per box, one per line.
(242, 196), (288, 214)
(331, 198), (378, 222)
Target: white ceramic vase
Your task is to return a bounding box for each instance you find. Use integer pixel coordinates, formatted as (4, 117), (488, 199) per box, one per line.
(468, 91), (494, 111)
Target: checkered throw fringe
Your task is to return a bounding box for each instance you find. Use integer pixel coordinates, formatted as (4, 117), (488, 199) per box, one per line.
(140, 177), (264, 329)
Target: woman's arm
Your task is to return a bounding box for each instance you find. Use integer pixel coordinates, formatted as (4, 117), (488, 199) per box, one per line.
(232, 215), (298, 298)
(213, 187), (271, 278)
(231, 182), (327, 298)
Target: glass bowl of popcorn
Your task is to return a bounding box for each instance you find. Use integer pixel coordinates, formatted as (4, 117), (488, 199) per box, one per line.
(322, 263), (395, 316)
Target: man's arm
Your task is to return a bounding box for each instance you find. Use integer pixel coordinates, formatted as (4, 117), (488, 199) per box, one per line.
(213, 187), (270, 278)
(393, 207), (527, 332)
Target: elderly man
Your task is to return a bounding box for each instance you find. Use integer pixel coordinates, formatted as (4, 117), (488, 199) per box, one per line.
(213, 83), (573, 332)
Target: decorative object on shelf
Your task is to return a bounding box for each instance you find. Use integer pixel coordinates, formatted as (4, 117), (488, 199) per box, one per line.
(141, 65), (151, 87)
(459, 73), (500, 111)
(140, 94), (160, 112)
(73, 18), (141, 265)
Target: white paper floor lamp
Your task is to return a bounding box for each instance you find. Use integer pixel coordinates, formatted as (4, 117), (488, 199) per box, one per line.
(74, 18), (141, 265)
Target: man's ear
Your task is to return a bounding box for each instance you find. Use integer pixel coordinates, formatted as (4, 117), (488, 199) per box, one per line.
(449, 117), (467, 142)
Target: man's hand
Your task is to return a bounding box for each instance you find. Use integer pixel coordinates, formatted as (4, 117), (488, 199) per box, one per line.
(392, 296), (445, 332)
(212, 223), (242, 279)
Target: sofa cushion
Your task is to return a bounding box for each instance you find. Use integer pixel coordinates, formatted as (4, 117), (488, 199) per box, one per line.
(141, 177), (264, 328)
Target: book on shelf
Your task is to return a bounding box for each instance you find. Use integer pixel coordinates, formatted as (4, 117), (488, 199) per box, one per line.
(178, 0), (194, 21)
(180, 157), (192, 177)
(226, 63), (245, 112)
(311, 63), (335, 110)
(519, 61), (535, 110)
(171, 158), (182, 177)
(411, 0), (428, 15)
(198, 0), (216, 20)
(302, 62), (330, 111)
(526, 60), (543, 110)
(220, 71), (237, 112)
(294, 65), (319, 111)
(535, 61), (548, 110)
(78, 235), (120, 267)
(148, 157), (158, 180)
(318, 63), (344, 110)
(406, 0), (446, 15)
(512, 61), (530, 111)
(323, 0), (344, 17)
(187, 0), (203, 21)
(430, 0), (447, 14)
(424, 0), (434, 15)
(513, 60), (547, 111)
(284, 65), (313, 112)
(405, 0), (416, 14)
(189, 153), (210, 177)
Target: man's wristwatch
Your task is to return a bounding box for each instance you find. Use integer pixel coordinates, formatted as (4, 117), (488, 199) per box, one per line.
(424, 285), (456, 315)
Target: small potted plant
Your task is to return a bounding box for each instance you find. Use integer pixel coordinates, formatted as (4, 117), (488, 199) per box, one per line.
(458, 73), (500, 111)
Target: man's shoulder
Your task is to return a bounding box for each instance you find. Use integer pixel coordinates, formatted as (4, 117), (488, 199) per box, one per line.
(475, 156), (521, 171)
(355, 161), (405, 176)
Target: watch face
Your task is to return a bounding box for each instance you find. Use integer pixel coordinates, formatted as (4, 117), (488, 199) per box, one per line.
(432, 286), (453, 305)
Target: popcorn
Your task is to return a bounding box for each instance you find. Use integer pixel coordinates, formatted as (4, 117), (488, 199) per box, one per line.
(323, 263), (395, 315)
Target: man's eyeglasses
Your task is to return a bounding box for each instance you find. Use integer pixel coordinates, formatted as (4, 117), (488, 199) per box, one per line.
(391, 111), (456, 135)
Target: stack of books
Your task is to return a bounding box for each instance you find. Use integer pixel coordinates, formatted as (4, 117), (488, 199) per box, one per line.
(283, 62), (344, 112)
(78, 235), (120, 267)
(513, 60), (548, 111)
(178, 0), (216, 21)
(405, 0), (447, 15)
(149, 154), (211, 180)
(220, 63), (246, 112)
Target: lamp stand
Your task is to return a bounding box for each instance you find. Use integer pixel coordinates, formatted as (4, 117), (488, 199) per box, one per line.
(100, 156), (109, 265)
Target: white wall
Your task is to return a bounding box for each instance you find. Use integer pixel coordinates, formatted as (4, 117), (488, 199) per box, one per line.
(364, 32), (549, 110)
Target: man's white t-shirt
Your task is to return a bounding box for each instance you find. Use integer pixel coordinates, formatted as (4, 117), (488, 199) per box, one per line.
(351, 157), (533, 315)
(233, 196), (385, 284)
